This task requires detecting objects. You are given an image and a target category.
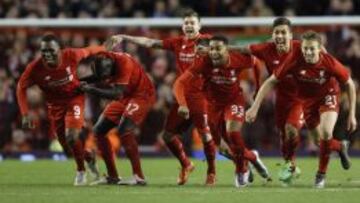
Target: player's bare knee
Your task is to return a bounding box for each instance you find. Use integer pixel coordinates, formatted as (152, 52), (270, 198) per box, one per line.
(162, 131), (175, 143)
(116, 117), (137, 136)
(321, 129), (333, 140)
(226, 120), (242, 132)
(93, 117), (115, 136)
(199, 131), (212, 143)
(309, 127), (321, 145)
(65, 128), (79, 147)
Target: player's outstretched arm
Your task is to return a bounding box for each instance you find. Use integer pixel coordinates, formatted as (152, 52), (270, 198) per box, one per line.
(246, 74), (278, 123)
(16, 64), (36, 129)
(344, 78), (357, 132)
(109, 34), (163, 49)
(79, 83), (125, 100)
(228, 45), (251, 54)
(252, 57), (263, 95)
(173, 71), (195, 119)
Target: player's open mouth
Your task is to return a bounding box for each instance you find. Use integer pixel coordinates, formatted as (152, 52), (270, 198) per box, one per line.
(44, 58), (55, 63)
(275, 39), (286, 45)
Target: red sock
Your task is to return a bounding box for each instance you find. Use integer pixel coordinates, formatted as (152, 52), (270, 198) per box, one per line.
(329, 138), (341, 152)
(203, 139), (216, 174)
(318, 139), (331, 174)
(72, 140), (86, 171)
(121, 132), (144, 179)
(228, 132), (247, 173)
(96, 134), (119, 178)
(165, 136), (191, 168)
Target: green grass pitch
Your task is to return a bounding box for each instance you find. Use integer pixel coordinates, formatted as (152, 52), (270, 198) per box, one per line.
(1, 157), (360, 203)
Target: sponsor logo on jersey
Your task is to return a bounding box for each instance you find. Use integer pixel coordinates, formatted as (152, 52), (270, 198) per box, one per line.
(47, 66), (74, 87)
(297, 68), (327, 85)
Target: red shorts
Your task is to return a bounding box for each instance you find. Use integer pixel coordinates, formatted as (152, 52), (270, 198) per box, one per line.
(207, 95), (245, 145)
(47, 96), (85, 135)
(102, 94), (156, 125)
(275, 93), (304, 130)
(164, 97), (210, 135)
(303, 93), (339, 129)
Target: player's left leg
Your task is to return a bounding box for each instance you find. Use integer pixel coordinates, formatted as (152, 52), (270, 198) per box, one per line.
(116, 96), (155, 186)
(163, 103), (194, 185)
(224, 118), (250, 188)
(224, 101), (270, 187)
(314, 110), (339, 188)
(278, 101), (303, 184)
(49, 102), (88, 186)
(64, 99), (98, 186)
(191, 112), (216, 186)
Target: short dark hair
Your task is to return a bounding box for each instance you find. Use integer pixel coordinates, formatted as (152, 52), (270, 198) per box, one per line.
(196, 38), (210, 46)
(41, 34), (63, 48)
(210, 35), (229, 45)
(301, 30), (322, 44)
(182, 8), (200, 21)
(273, 17), (292, 29)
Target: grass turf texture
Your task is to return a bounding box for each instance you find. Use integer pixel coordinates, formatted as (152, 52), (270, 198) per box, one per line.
(1, 157), (360, 203)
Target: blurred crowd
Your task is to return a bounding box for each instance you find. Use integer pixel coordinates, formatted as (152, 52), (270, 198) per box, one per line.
(0, 0), (359, 18)
(0, 0), (360, 155)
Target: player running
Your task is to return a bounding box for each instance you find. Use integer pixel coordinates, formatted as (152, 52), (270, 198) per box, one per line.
(227, 17), (304, 184)
(108, 9), (217, 186)
(17, 34), (103, 186)
(229, 17), (349, 185)
(246, 31), (357, 188)
(174, 36), (271, 188)
(76, 51), (156, 186)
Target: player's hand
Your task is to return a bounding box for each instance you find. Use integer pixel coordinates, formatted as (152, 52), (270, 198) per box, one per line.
(104, 35), (123, 51)
(178, 105), (190, 119)
(347, 114), (357, 133)
(245, 106), (258, 123)
(22, 115), (35, 129)
(78, 81), (93, 93)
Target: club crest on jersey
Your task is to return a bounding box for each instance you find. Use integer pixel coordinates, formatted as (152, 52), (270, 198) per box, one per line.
(273, 60), (280, 65)
(45, 75), (51, 81)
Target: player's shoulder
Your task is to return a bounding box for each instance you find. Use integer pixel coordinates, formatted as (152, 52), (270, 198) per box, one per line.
(97, 51), (126, 59)
(229, 50), (252, 61)
(61, 47), (77, 55)
(252, 41), (273, 50)
(27, 57), (42, 70)
(108, 52), (137, 68)
(321, 52), (339, 66)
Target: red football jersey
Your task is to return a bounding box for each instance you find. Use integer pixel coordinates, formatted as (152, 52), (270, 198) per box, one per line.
(275, 52), (350, 98)
(189, 51), (256, 104)
(249, 40), (301, 97)
(163, 33), (212, 76)
(98, 52), (155, 99)
(17, 46), (104, 115)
